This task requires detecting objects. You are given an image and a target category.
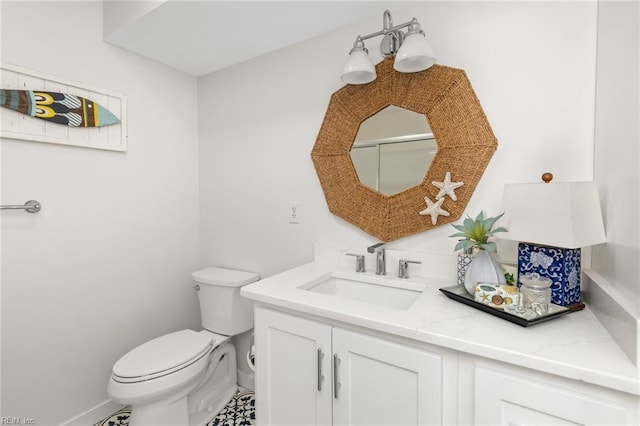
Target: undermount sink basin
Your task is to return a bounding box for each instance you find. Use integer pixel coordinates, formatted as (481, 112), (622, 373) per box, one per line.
(301, 274), (423, 310)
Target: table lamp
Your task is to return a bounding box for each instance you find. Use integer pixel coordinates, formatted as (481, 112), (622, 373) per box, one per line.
(500, 173), (606, 307)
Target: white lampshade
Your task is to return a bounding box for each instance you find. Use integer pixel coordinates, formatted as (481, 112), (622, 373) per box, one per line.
(341, 49), (376, 84)
(500, 181), (606, 249)
(393, 32), (435, 73)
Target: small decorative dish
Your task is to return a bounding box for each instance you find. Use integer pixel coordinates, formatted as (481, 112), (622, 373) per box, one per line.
(439, 285), (579, 327)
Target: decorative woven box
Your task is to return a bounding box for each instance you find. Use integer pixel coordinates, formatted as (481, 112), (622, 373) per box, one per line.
(517, 242), (581, 306)
(474, 283), (520, 310)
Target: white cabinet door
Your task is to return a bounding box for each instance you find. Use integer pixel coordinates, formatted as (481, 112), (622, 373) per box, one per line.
(474, 367), (628, 425)
(255, 308), (332, 426)
(332, 328), (444, 426)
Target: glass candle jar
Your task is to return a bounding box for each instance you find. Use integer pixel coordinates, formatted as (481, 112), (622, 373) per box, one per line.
(520, 273), (552, 316)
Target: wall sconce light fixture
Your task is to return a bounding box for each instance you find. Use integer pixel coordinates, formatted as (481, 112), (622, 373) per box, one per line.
(341, 10), (435, 85)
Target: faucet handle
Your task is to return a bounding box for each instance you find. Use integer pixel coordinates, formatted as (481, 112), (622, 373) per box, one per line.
(398, 259), (422, 279)
(346, 253), (366, 273)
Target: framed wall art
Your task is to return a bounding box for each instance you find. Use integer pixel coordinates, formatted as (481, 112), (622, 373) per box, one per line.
(1, 63), (127, 152)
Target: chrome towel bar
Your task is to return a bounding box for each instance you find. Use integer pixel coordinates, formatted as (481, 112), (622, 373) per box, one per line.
(0, 200), (42, 213)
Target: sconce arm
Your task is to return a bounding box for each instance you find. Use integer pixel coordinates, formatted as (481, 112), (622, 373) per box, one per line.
(358, 19), (416, 42)
(355, 10), (418, 43)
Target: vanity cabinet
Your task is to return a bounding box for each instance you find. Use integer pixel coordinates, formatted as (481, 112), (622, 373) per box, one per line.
(255, 307), (451, 426)
(255, 307), (332, 425)
(243, 260), (640, 426)
(457, 354), (638, 426)
(255, 306), (639, 426)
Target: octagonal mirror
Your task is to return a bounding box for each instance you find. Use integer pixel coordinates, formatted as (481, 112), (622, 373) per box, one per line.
(312, 57), (497, 242)
(351, 106), (437, 195)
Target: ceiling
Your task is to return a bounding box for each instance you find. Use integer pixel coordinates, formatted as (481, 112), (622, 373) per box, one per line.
(104, 1), (413, 76)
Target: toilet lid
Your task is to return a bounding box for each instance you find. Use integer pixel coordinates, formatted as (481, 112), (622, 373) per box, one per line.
(191, 267), (259, 287)
(113, 330), (213, 381)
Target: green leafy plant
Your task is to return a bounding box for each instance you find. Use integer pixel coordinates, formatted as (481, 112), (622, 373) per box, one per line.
(450, 211), (507, 252)
(504, 272), (515, 285)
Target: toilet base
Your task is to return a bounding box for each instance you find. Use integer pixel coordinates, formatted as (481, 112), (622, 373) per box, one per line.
(188, 342), (238, 425)
(125, 383), (238, 426)
(188, 385), (237, 426)
(124, 341), (239, 426)
(237, 369), (255, 391)
(129, 394), (189, 426)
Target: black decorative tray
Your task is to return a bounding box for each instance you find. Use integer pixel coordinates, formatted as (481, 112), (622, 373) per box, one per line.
(439, 285), (576, 327)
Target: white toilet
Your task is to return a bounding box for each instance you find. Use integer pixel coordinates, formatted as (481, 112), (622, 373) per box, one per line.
(108, 267), (259, 426)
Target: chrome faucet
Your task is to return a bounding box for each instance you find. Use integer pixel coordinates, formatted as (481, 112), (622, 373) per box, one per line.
(367, 242), (386, 275)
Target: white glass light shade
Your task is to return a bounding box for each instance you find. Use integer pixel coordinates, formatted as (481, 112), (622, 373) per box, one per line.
(394, 32), (435, 73)
(341, 49), (376, 84)
(500, 182), (606, 249)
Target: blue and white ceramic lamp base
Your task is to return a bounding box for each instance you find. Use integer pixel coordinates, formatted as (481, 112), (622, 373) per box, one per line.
(517, 242), (582, 307)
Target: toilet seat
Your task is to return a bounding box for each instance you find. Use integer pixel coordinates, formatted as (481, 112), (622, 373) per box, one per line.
(112, 330), (214, 383)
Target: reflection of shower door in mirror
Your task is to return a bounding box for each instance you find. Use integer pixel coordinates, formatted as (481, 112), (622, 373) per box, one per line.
(351, 137), (437, 195)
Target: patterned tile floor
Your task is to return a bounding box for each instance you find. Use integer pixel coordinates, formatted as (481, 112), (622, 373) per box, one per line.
(94, 387), (255, 426)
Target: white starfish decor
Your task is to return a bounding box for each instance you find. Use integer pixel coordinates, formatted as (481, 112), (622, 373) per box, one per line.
(419, 196), (450, 225)
(432, 172), (464, 201)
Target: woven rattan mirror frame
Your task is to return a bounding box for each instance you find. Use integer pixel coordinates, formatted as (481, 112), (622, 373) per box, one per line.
(311, 58), (497, 242)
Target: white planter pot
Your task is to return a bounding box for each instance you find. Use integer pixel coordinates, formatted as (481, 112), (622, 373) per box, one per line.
(463, 250), (506, 295)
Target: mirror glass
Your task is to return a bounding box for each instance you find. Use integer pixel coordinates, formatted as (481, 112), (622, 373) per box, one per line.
(350, 106), (437, 195)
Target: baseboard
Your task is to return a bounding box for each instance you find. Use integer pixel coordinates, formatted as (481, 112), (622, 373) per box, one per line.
(583, 268), (639, 366)
(59, 399), (124, 426)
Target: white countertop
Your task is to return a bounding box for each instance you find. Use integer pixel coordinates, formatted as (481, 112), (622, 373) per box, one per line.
(241, 260), (640, 396)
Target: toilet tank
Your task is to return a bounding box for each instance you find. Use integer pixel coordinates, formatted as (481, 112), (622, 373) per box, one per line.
(192, 267), (260, 336)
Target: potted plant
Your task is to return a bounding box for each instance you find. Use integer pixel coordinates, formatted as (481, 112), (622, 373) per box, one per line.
(450, 211), (508, 295)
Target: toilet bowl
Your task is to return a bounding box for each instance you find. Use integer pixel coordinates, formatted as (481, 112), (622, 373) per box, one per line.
(108, 267), (259, 426)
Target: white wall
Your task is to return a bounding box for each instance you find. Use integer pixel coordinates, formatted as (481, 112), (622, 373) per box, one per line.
(592, 1), (639, 307)
(198, 2), (598, 276)
(588, 0), (640, 364)
(1, 2), (201, 423)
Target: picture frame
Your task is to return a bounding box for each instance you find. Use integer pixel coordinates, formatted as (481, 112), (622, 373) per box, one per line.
(1, 63), (127, 152)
